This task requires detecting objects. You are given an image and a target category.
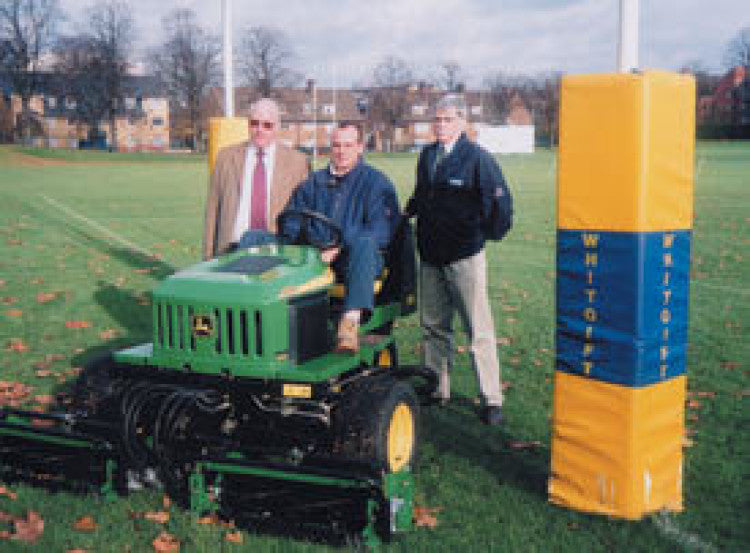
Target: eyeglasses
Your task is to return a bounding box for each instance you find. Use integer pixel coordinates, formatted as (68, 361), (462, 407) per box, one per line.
(250, 119), (275, 130)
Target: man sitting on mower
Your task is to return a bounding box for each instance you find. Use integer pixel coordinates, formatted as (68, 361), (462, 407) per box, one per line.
(278, 121), (400, 354)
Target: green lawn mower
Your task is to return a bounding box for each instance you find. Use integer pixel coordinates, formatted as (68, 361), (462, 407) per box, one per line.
(0, 210), (435, 550)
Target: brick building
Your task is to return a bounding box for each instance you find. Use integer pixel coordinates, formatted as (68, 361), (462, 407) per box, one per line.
(0, 73), (169, 150)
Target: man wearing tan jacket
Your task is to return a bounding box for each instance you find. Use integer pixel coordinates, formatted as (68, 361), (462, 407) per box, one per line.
(203, 98), (309, 260)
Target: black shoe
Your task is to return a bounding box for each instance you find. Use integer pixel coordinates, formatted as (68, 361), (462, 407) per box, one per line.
(482, 406), (503, 426)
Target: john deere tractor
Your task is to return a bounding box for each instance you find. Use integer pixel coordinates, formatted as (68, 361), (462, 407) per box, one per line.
(0, 210), (434, 549)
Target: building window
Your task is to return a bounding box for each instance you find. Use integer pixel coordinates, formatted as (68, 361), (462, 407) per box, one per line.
(412, 104), (427, 116)
(47, 96), (57, 109)
(66, 97), (77, 110)
(321, 103), (335, 115)
(125, 97), (136, 110)
(152, 136), (165, 147)
(471, 105), (482, 116)
(303, 103), (311, 114)
(152, 117), (164, 126)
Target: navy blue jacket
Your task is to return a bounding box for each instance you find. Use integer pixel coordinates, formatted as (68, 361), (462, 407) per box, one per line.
(409, 133), (511, 265)
(280, 159), (400, 251)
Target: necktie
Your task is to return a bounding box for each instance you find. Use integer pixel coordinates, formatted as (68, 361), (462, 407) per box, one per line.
(250, 148), (267, 229)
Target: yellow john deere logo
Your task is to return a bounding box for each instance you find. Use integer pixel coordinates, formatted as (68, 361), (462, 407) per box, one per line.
(191, 314), (213, 337)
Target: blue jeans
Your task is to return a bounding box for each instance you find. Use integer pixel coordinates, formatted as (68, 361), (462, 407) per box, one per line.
(334, 235), (383, 312)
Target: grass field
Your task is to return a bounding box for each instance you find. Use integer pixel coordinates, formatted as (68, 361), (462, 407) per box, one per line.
(0, 142), (747, 552)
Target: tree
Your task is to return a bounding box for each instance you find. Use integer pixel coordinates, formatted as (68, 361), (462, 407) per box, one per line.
(369, 56), (413, 150)
(439, 61), (463, 92)
(52, 34), (110, 139)
(85, 0), (135, 149)
(724, 26), (750, 69)
(149, 8), (219, 151)
(237, 25), (301, 97)
(0, 0), (61, 140)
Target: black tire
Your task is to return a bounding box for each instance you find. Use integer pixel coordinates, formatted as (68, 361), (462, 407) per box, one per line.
(335, 376), (419, 473)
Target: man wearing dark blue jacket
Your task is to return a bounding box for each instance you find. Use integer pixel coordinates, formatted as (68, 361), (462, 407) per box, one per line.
(280, 121), (400, 353)
(406, 94), (513, 426)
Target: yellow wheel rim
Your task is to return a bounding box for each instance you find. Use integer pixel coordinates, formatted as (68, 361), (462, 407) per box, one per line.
(387, 403), (414, 472)
(378, 348), (392, 368)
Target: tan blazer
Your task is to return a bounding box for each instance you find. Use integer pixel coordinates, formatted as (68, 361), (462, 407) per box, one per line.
(203, 141), (309, 260)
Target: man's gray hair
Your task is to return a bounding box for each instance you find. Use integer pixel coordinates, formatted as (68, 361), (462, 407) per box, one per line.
(249, 97), (281, 123)
(435, 94), (467, 118)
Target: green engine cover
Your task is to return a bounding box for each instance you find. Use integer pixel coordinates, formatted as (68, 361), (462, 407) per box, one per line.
(116, 245), (334, 377)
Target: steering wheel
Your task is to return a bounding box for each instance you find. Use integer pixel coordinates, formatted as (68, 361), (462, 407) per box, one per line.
(277, 208), (343, 251)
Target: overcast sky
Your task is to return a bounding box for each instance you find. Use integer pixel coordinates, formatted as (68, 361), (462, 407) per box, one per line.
(58, 0), (748, 87)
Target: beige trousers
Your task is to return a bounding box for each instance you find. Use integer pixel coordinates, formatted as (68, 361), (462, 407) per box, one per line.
(420, 249), (503, 407)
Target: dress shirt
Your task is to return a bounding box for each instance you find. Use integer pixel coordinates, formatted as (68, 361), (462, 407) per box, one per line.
(233, 143), (277, 240)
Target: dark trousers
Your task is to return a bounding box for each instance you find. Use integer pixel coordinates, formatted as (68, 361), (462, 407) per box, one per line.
(334, 235), (383, 312)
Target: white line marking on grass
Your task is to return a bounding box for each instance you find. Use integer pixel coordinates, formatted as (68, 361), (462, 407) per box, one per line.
(40, 194), (155, 258)
(651, 512), (718, 553)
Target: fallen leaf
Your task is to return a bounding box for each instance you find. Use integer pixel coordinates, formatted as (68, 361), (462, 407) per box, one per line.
(30, 278), (44, 285)
(496, 336), (511, 346)
(225, 531), (243, 544)
(695, 391), (716, 398)
(14, 511), (44, 544)
(687, 414), (699, 422)
(413, 506), (442, 529)
(1, 297), (18, 305)
(135, 268), (152, 275)
(5, 309), (23, 318)
(65, 320), (91, 328)
(161, 496), (172, 509)
(0, 279), (5, 287)
(686, 399), (702, 409)
(98, 329), (118, 340)
(720, 361), (739, 370)
(508, 440), (543, 450)
(35, 292), (57, 303)
(0, 486), (18, 500)
(567, 522), (580, 530)
(501, 381), (512, 391)
(683, 437), (694, 448)
(456, 345), (467, 354)
(73, 516), (99, 532)
(0, 511), (14, 521)
(66, 549), (89, 553)
(143, 511), (170, 524)
(4, 339), (28, 353)
(197, 515), (219, 525)
(152, 531), (180, 553)
(505, 317), (518, 324)
(34, 370), (55, 378)
(0, 530), (10, 539)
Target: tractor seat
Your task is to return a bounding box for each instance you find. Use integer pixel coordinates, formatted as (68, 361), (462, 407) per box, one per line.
(328, 268), (389, 299)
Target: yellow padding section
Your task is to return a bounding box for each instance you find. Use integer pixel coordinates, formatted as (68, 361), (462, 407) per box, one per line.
(557, 71), (695, 232)
(208, 117), (249, 174)
(329, 268), (388, 299)
(549, 371), (685, 519)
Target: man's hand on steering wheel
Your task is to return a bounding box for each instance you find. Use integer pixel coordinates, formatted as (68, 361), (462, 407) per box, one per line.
(276, 209), (343, 261)
(320, 247), (340, 264)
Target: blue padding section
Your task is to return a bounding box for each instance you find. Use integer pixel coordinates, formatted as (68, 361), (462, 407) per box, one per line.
(556, 229), (690, 387)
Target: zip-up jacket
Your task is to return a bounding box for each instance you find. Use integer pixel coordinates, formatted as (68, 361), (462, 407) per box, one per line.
(279, 159), (399, 251)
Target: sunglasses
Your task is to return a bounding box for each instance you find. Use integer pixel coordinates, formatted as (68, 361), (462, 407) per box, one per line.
(250, 119), (275, 130)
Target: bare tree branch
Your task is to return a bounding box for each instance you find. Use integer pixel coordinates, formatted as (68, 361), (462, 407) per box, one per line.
(0, 0), (61, 139)
(724, 26), (750, 69)
(149, 8), (219, 151)
(237, 25), (301, 97)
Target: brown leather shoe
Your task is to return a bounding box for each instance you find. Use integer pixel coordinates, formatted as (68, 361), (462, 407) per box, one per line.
(335, 318), (359, 354)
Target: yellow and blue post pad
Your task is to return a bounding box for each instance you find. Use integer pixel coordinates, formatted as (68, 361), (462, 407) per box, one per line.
(549, 71), (695, 519)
